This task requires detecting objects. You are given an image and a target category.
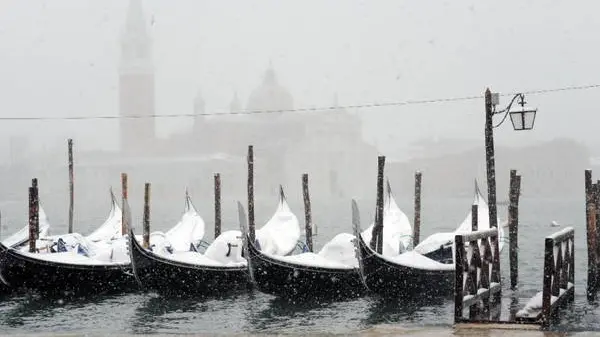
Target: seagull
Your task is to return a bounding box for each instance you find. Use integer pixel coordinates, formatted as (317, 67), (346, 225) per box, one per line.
(551, 220), (561, 227)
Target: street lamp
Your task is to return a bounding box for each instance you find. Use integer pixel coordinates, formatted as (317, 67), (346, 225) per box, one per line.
(484, 89), (537, 230)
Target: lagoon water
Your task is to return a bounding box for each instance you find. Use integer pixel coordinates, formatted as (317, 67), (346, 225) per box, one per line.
(0, 194), (597, 335)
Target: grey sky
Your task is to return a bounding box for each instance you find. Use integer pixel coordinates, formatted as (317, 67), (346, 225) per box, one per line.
(0, 0), (598, 160)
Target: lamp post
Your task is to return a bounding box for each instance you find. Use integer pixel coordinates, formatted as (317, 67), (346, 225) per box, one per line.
(484, 88), (537, 229)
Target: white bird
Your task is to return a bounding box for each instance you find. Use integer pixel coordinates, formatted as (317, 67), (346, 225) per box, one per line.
(551, 220), (561, 227)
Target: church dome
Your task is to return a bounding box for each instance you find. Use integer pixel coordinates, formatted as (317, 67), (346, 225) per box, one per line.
(246, 64), (294, 115)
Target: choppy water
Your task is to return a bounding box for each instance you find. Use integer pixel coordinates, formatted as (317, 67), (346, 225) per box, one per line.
(0, 194), (598, 334)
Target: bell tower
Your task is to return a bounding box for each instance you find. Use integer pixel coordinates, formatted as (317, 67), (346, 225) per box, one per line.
(119, 0), (155, 154)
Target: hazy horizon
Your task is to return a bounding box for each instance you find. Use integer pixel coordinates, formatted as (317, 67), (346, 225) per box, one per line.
(1, 0), (599, 162)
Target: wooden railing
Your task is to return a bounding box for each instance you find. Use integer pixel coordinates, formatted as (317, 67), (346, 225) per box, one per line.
(454, 227), (502, 323)
(517, 227), (575, 326)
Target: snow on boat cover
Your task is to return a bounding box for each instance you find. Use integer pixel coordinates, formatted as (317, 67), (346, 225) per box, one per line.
(9, 192), (205, 266)
(157, 187), (301, 267)
(265, 182), (413, 269)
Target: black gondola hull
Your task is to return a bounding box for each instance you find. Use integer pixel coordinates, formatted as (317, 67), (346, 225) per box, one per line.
(247, 239), (365, 300)
(357, 235), (453, 298)
(129, 231), (249, 296)
(0, 243), (137, 296)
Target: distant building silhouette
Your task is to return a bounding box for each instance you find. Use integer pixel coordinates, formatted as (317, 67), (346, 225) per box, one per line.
(119, 0), (155, 154)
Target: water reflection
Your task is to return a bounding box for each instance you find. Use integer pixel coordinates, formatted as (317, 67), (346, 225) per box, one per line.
(1, 292), (121, 329)
(131, 290), (252, 334)
(362, 293), (452, 327)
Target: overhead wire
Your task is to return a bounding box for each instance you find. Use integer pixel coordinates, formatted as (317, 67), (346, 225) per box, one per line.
(0, 82), (599, 121)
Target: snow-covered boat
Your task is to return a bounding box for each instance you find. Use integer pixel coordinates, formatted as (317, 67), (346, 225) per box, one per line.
(129, 187), (301, 296)
(0, 207), (51, 295)
(0, 192), (205, 296)
(353, 183), (504, 298)
(243, 182), (412, 300)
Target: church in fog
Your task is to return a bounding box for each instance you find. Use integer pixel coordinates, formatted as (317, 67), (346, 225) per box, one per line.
(101, 0), (379, 202)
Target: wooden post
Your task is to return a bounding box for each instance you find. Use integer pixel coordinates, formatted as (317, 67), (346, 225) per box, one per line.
(471, 204), (478, 231)
(509, 170), (521, 290)
(541, 236), (554, 325)
(214, 173), (222, 239)
(143, 182), (151, 249)
(121, 173), (128, 236)
(596, 181), (600, 269)
(370, 156), (385, 253)
(484, 88), (498, 229)
(68, 138), (74, 234)
(247, 145), (255, 243)
(28, 181), (39, 253)
(454, 234), (465, 322)
(585, 170), (597, 298)
(302, 173), (313, 252)
(31, 178), (39, 239)
(413, 171), (422, 247)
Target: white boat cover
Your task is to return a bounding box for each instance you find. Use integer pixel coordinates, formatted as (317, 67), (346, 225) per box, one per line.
(360, 188), (413, 257)
(265, 182), (411, 269)
(161, 194), (205, 253)
(253, 190), (300, 256)
(155, 188), (301, 267)
(86, 189), (122, 243)
(317, 232), (359, 267)
(203, 230), (246, 265)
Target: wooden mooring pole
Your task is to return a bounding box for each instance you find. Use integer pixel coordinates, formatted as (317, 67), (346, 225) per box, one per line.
(214, 173), (222, 239)
(28, 179), (39, 253)
(302, 173), (313, 252)
(142, 182), (151, 249)
(585, 170), (598, 298)
(471, 204), (478, 231)
(67, 138), (74, 234)
(247, 146), (255, 243)
(370, 156), (385, 253)
(413, 171), (422, 248)
(31, 178), (39, 240)
(509, 170), (521, 290)
(121, 173), (128, 236)
(596, 181), (600, 269)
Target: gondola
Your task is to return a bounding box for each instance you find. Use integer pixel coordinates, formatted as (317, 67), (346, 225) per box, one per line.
(129, 187), (300, 296)
(353, 183), (504, 298)
(129, 227), (248, 296)
(241, 183), (412, 301)
(0, 195), (137, 296)
(0, 192), (205, 296)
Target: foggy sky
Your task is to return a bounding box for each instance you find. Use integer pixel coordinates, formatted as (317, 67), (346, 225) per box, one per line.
(0, 0), (599, 161)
